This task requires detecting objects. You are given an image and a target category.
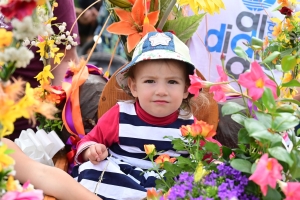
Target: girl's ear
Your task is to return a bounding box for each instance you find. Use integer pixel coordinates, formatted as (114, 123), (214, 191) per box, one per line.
(128, 77), (138, 97)
(183, 84), (189, 99)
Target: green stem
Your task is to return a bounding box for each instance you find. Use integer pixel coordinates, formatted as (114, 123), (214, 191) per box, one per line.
(157, 0), (176, 30)
(149, 155), (170, 188)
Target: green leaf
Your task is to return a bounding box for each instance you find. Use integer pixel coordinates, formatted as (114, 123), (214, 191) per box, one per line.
(280, 48), (294, 57)
(251, 37), (263, 47)
(262, 51), (280, 64)
(238, 128), (250, 144)
(204, 142), (220, 155)
(281, 79), (300, 87)
(268, 146), (294, 167)
(221, 146), (232, 160)
(272, 113), (300, 132)
(149, 0), (159, 12)
(255, 111), (272, 128)
(244, 118), (269, 133)
(162, 14), (205, 43)
(250, 130), (282, 145)
(231, 113), (246, 126)
(290, 149), (300, 178)
(230, 159), (252, 174)
(221, 102), (246, 116)
(262, 88), (276, 113)
(280, 98), (300, 106)
(262, 186), (282, 200)
(171, 138), (186, 151)
(251, 162), (257, 173)
(234, 46), (250, 61)
(281, 55), (297, 72)
(276, 104), (296, 113)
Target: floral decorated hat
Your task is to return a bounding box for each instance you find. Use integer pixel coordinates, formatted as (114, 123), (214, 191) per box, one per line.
(115, 31), (196, 93)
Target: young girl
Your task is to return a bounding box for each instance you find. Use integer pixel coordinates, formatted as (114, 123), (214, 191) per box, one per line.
(72, 31), (207, 199)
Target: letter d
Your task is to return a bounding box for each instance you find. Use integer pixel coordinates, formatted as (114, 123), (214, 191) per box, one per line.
(205, 24), (226, 53)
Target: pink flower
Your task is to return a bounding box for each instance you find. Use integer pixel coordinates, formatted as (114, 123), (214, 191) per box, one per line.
(216, 65), (228, 82)
(2, 190), (43, 200)
(188, 71), (213, 97)
(209, 85), (226, 102)
(238, 61), (277, 101)
(249, 153), (283, 196)
(281, 182), (300, 200)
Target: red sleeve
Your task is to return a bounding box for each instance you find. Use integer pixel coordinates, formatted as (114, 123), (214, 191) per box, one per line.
(75, 104), (120, 163)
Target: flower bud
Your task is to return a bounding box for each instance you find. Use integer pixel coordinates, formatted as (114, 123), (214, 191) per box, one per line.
(144, 144), (155, 155)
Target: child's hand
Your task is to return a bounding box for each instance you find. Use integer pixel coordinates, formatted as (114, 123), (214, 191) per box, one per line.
(85, 144), (108, 164)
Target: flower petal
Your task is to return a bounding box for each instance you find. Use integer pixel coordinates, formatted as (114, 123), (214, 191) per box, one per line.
(127, 33), (142, 52)
(147, 10), (159, 26)
(107, 21), (137, 35)
(114, 8), (133, 22)
(132, 0), (145, 25)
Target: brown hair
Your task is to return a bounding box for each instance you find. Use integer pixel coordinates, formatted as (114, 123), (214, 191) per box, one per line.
(127, 59), (209, 118)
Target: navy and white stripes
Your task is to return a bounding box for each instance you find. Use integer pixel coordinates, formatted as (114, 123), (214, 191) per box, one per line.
(72, 102), (194, 199)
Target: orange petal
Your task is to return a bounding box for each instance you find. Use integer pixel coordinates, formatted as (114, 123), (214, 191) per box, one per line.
(142, 23), (156, 37)
(132, 0), (145, 26)
(107, 21), (137, 35)
(127, 33), (142, 52)
(147, 11), (159, 26)
(128, 0), (135, 4)
(114, 8), (133, 23)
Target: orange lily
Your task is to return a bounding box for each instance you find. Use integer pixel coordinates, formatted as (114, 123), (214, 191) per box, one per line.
(107, 0), (159, 52)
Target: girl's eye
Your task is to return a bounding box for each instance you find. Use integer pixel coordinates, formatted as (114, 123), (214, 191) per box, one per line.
(169, 80), (178, 84)
(144, 80), (155, 83)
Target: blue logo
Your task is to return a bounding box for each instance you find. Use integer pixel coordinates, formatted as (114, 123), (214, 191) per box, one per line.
(242, 0), (276, 11)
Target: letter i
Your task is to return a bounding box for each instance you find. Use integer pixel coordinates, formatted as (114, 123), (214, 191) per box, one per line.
(222, 24), (232, 54)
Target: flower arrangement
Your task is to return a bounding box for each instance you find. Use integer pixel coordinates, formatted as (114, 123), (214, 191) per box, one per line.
(138, 0), (300, 199)
(0, 0), (77, 198)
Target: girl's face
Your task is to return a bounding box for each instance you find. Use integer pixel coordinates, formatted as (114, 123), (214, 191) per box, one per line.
(128, 60), (189, 118)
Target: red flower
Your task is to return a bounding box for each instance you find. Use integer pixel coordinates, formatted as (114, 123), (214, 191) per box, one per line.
(279, 7), (293, 16)
(0, 0), (37, 20)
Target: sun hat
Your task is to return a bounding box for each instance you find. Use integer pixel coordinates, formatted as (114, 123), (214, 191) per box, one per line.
(115, 31), (196, 94)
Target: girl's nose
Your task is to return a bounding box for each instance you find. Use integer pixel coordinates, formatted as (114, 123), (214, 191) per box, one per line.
(155, 83), (168, 96)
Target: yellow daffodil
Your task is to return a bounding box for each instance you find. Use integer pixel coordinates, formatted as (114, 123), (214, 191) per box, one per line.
(34, 65), (54, 85)
(6, 175), (17, 191)
(194, 162), (208, 182)
(36, 40), (59, 59)
(282, 72), (293, 83)
(0, 145), (15, 170)
(0, 99), (21, 137)
(0, 29), (13, 48)
(177, 0), (225, 15)
(54, 52), (64, 64)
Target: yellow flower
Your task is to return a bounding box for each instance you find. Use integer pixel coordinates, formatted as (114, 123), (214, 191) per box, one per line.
(284, 18), (294, 31)
(178, 0), (225, 15)
(144, 144), (156, 155)
(0, 144), (15, 170)
(36, 40), (59, 59)
(0, 29), (13, 48)
(37, 0), (46, 6)
(0, 99), (20, 137)
(194, 162), (208, 182)
(54, 52), (64, 64)
(282, 72), (293, 83)
(6, 175), (17, 191)
(34, 65), (54, 85)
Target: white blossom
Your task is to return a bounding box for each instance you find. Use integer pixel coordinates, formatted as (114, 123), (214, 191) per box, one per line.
(67, 35), (73, 42)
(60, 34), (66, 40)
(59, 25), (66, 32)
(0, 46), (34, 68)
(73, 33), (78, 38)
(66, 31), (70, 36)
(66, 44), (71, 50)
